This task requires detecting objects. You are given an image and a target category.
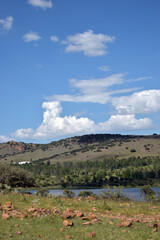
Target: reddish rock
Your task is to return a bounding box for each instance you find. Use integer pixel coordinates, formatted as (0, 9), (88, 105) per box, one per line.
(109, 221), (113, 225)
(3, 202), (13, 211)
(52, 209), (59, 214)
(88, 214), (97, 220)
(28, 207), (36, 213)
(9, 210), (21, 218)
(2, 213), (10, 220)
(63, 220), (74, 227)
(15, 231), (22, 235)
(4, 202), (12, 208)
(92, 219), (101, 224)
(66, 208), (74, 213)
(59, 228), (64, 232)
(61, 209), (76, 219)
(87, 197), (96, 201)
(20, 213), (27, 220)
(149, 206), (158, 209)
(153, 228), (158, 232)
(65, 235), (71, 239)
(86, 231), (96, 238)
(76, 212), (84, 218)
(157, 223), (160, 228)
(81, 217), (89, 220)
(91, 207), (97, 211)
(148, 223), (158, 228)
(121, 221), (132, 227)
(116, 224), (121, 228)
(82, 222), (92, 226)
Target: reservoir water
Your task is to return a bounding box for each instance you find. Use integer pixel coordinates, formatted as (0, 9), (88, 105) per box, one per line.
(30, 187), (160, 201)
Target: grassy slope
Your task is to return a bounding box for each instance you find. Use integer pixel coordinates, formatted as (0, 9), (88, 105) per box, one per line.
(0, 193), (160, 239)
(0, 134), (160, 164)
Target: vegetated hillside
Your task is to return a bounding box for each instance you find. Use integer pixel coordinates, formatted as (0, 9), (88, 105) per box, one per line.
(0, 134), (160, 164)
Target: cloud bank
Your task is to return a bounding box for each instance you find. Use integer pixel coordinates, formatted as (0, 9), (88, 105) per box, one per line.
(61, 30), (115, 56)
(12, 101), (154, 140)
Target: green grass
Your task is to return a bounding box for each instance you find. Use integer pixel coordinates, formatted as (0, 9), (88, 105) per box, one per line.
(0, 193), (160, 239)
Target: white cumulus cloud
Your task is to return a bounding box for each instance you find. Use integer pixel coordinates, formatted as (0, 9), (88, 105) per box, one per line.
(12, 101), (154, 140)
(0, 135), (13, 143)
(61, 30), (115, 56)
(23, 31), (41, 42)
(112, 89), (160, 114)
(28, 0), (53, 9)
(0, 16), (14, 30)
(97, 114), (154, 132)
(50, 35), (59, 42)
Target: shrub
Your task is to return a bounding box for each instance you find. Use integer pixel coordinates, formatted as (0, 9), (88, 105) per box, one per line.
(78, 191), (97, 198)
(130, 149), (136, 153)
(140, 185), (159, 202)
(100, 186), (128, 200)
(63, 189), (75, 198)
(0, 163), (36, 188)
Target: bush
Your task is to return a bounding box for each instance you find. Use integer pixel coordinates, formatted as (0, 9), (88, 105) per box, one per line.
(78, 191), (97, 198)
(140, 185), (159, 202)
(0, 163), (36, 188)
(63, 189), (75, 198)
(130, 149), (136, 153)
(100, 186), (128, 200)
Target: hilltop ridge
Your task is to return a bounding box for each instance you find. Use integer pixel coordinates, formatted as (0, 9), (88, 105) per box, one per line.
(0, 133), (160, 164)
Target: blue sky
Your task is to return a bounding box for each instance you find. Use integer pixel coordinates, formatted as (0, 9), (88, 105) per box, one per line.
(0, 0), (160, 143)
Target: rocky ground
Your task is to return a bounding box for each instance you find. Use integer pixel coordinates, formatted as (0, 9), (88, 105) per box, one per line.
(0, 193), (160, 239)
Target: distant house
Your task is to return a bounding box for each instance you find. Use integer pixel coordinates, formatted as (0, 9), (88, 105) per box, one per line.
(17, 161), (30, 165)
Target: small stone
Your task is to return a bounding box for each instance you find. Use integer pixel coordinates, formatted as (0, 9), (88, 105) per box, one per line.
(4, 202), (12, 208)
(109, 221), (113, 225)
(59, 228), (64, 232)
(121, 221), (132, 227)
(28, 207), (36, 213)
(116, 224), (121, 228)
(2, 213), (10, 220)
(92, 219), (101, 224)
(148, 223), (157, 228)
(88, 214), (97, 220)
(82, 222), (92, 226)
(14, 224), (19, 227)
(65, 235), (71, 239)
(86, 231), (96, 238)
(81, 217), (89, 220)
(15, 231), (22, 235)
(63, 220), (74, 227)
(157, 223), (160, 228)
(153, 228), (158, 232)
(77, 212), (84, 218)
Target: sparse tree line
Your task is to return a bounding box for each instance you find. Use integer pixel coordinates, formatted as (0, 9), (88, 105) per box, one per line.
(10, 155), (160, 188)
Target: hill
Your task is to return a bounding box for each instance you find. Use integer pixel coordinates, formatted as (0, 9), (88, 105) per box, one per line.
(0, 134), (160, 164)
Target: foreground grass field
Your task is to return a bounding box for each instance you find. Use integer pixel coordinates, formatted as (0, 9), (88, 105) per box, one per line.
(0, 193), (160, 239)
